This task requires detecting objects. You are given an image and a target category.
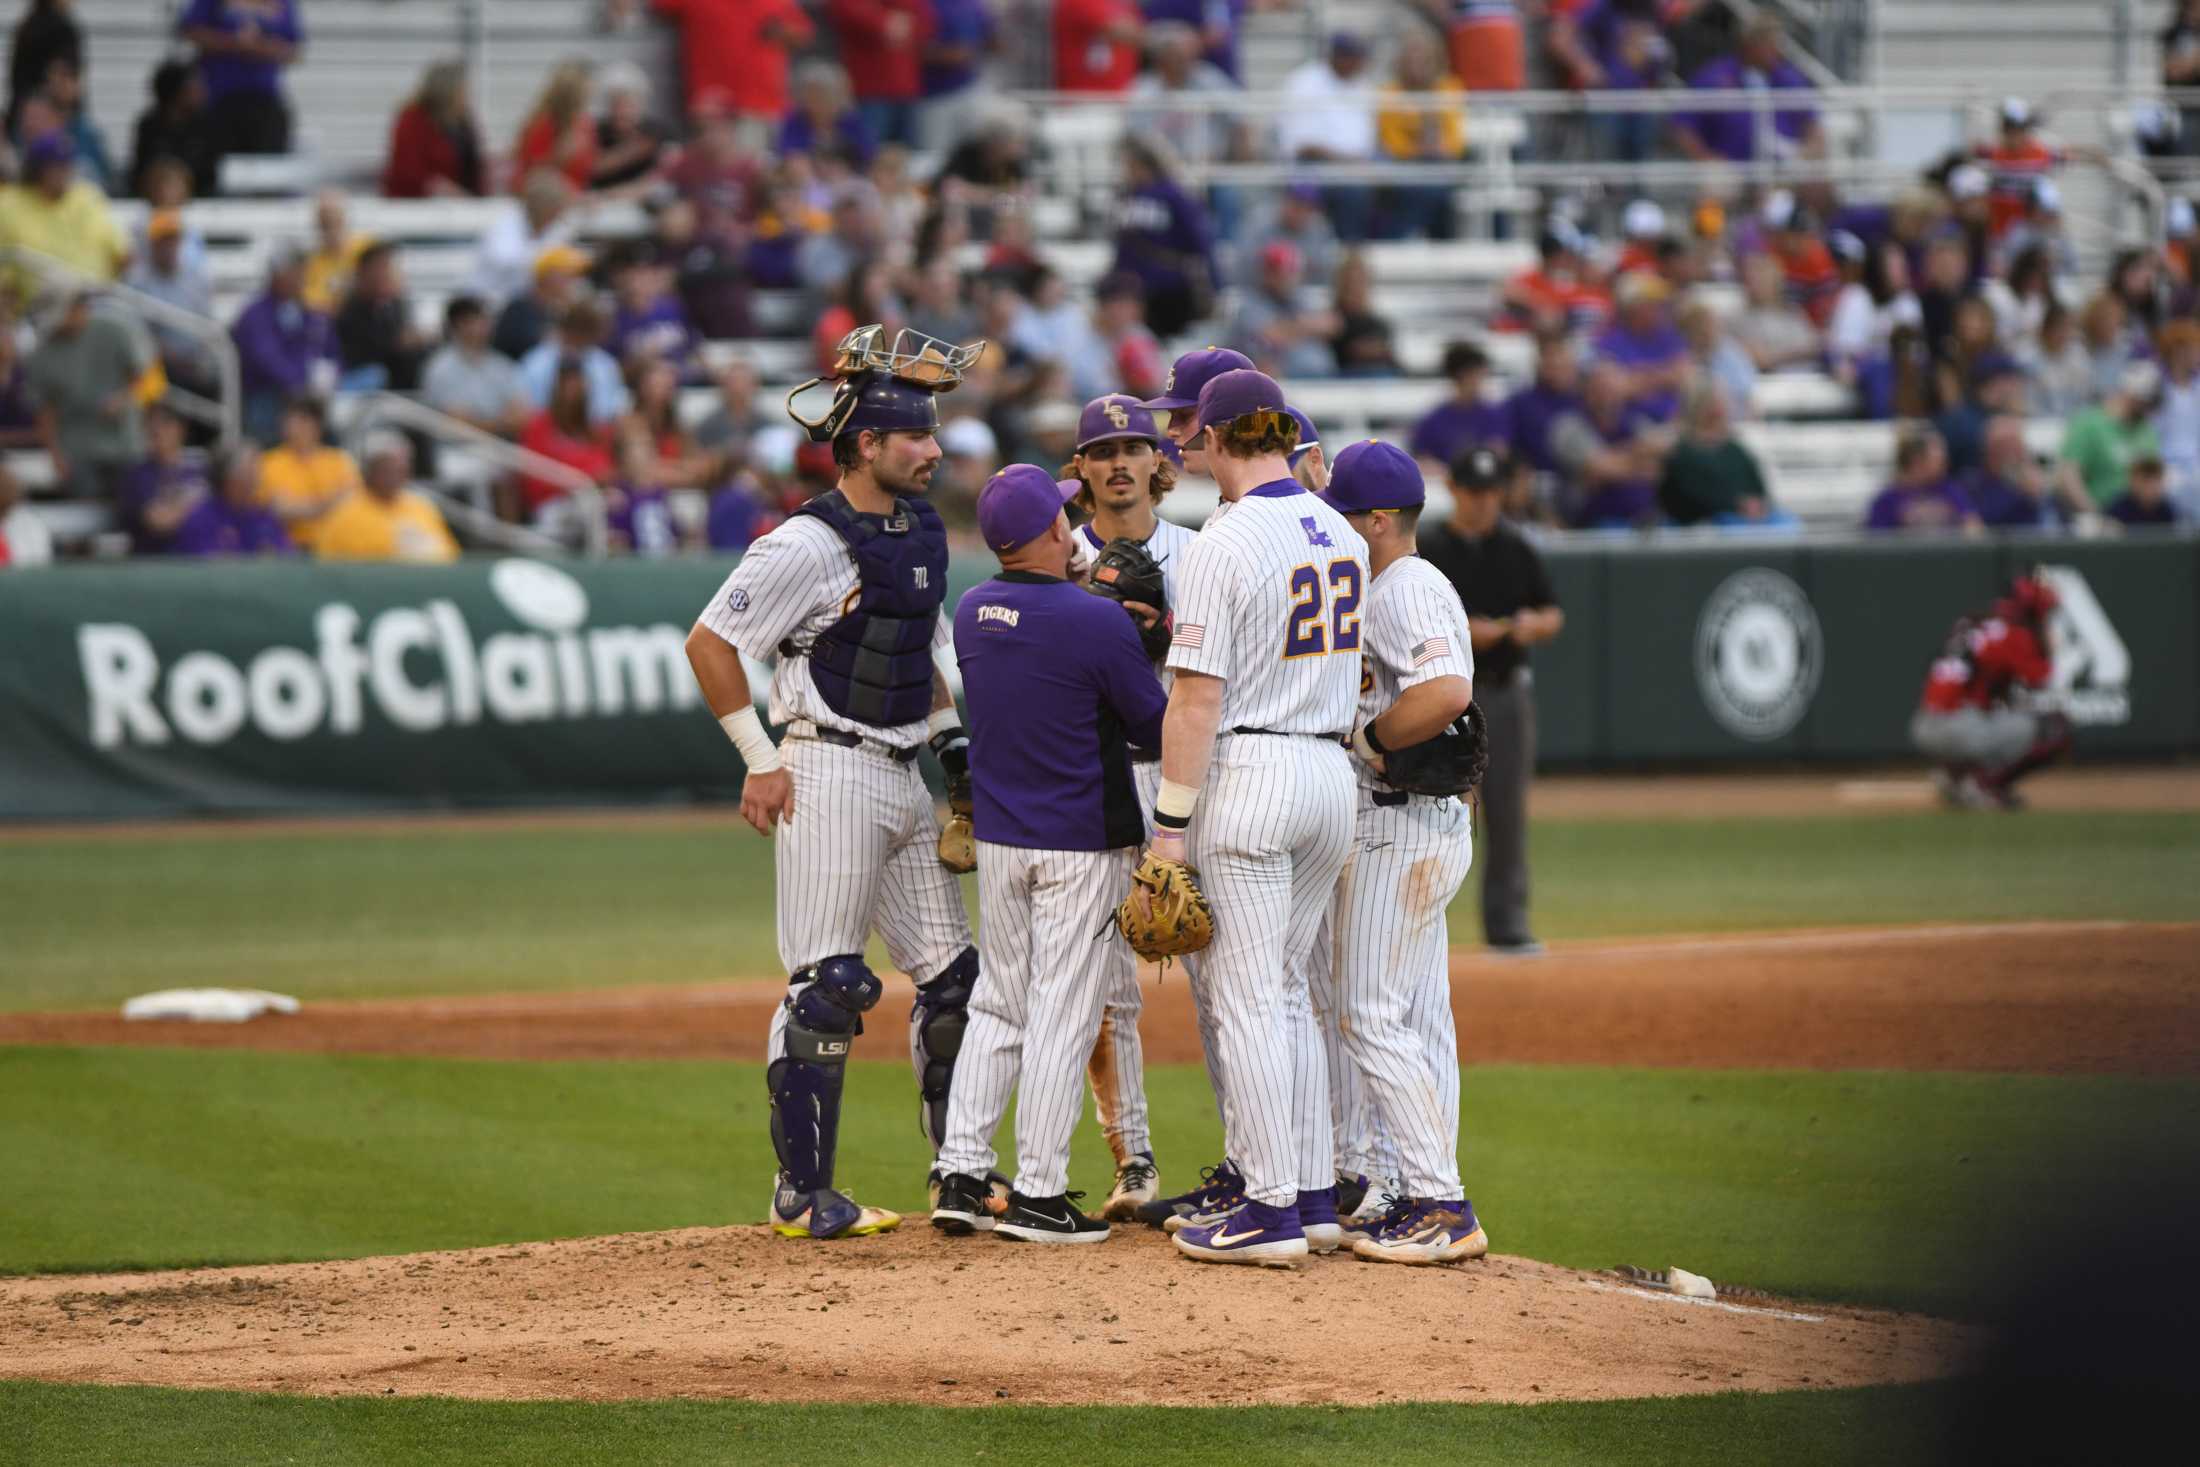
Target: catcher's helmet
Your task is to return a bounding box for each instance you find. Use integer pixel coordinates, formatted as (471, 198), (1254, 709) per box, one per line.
(1997, 569), (2060, 624)
(788, 325), (985, 445)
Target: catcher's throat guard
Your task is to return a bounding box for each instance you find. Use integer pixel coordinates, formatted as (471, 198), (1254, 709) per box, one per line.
(787, 325), (986, 444)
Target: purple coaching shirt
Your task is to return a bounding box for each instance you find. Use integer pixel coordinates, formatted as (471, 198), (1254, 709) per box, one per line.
(953, 571), (1168, 852)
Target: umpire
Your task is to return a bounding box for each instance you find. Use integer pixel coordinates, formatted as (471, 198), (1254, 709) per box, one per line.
(1419, 447), (1564, 955)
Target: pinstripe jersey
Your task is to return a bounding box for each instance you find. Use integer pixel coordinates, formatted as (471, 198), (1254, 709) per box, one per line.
(1357, 556), (1476, 788)
(1166, 481), (1368, 735)
(696, 516), (949, 749)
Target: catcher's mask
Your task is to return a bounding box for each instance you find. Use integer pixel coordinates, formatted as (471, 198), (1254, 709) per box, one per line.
(787, 325), (985, 445)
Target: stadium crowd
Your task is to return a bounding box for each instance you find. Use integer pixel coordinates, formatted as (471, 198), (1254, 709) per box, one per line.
(0, 0), (2193, 569)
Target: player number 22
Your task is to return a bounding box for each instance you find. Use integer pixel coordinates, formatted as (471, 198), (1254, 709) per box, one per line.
(1283, 560), (1363, 659)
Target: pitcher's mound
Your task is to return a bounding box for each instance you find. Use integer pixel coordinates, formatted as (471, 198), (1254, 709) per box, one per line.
(0, 1224), (1979, 1406)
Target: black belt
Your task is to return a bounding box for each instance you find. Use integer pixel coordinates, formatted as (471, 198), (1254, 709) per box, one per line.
(1371, 790), (1411, 807)
(1131, 750), (1160, 764)
(798, 727), (921, 764)
(1229, 726), (1351, 741)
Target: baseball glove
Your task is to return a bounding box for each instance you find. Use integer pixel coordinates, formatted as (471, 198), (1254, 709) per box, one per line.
(1116, 849), (1215, 960)
(1380, 701), (1491, 799)
(1086, 537), (1173, 661)
(937, 772), (976, 874)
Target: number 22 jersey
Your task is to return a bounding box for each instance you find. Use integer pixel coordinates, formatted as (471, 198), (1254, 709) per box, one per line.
(1166, 479), (1368, 736)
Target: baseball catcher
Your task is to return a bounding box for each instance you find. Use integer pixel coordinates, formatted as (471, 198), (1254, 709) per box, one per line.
(1911, 569), (2074, 811)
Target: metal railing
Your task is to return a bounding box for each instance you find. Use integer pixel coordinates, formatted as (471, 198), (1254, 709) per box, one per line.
(0, 244), (242, 451)
(346, 391), (610, 559)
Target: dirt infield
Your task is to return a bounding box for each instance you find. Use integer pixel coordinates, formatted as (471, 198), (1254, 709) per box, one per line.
(0, 1225), (1978, 1407)
(8, 921), (2193, 1075)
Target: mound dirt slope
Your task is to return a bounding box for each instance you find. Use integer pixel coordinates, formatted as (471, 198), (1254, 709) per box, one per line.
(0, 1225), (1978, 1407)
(6, 922), (2193, 1075)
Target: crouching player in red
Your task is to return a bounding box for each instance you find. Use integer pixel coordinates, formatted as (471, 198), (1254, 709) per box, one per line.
(1911, 571), (2074, 810)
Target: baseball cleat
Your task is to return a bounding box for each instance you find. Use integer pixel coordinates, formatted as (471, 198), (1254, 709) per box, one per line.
(1340, 1190), (1410, 1245)
(1138, 1159), (1243, 1231)
(1296, 1185), (1345, 1255)
(1173, 1200), (1308, 1268)
(1351, 1198), (1488, 1265)
(995, 1191), (1111, 1244)
(930, 1172), (997, 1235)
(770, 1176), (901, 1240)
(1161, 1163), (1248, 1234)
(1102, 1152), (1160, 1221)
(1487, 939), (1545, 958)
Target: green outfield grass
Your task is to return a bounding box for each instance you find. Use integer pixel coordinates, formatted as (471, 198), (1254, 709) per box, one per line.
(6, 1046), (2194, 1319)
(3, 810), (2195, 1010)
(0, 1379), (1968, 1467)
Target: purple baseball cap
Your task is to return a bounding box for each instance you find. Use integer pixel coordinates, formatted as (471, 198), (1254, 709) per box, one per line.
(1286, 405), (1319, 468)
(1076, 394), (1160, 451)
(1319, 439), (1425, 514)
(1144, 346), (1254, 413)
(1187, 367), (1291, 437)
(977, 464), (1078, 552)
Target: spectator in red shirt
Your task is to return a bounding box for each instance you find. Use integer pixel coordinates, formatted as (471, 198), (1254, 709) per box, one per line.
(828, 0), (933, 150)
(651, 0), (814, 126)
(1055, 0), (1142, 93)
(511, 62), (596, 194)
(516, 357), (614, 519)
(382, 59), (484, 199)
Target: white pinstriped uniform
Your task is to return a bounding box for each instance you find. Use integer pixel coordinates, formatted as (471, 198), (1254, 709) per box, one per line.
(936, 842), (1137, 1197)
(696, 517), (973, 1068)
(1166, 486), (1367, 1208)
(1072, 517), (1227, 1165)
(1303, 556), (1476, 1200)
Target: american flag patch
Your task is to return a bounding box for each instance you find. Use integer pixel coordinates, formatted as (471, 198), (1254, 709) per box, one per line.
(1177, 623), (1206, 650)
(1411, 637), (1450, 667)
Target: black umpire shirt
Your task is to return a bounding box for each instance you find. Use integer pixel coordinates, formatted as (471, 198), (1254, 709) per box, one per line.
(1418, 518), (1559, 691)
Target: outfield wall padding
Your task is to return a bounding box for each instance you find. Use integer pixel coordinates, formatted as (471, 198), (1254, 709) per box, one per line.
(1, 534), (2192, 819)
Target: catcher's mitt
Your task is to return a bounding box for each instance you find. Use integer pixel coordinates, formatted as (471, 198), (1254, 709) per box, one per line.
(1086, 537), (1173, 661)
(1115, 849), (1215, 960)
(1380, 701), (1491, 798)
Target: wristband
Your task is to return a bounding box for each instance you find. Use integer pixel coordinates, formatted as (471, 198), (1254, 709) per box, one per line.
(719, 706), (782, 773)
(926, 708), (963, 740)
(1352, 720), (1388, 763)
(1152, 777), (1199, 831)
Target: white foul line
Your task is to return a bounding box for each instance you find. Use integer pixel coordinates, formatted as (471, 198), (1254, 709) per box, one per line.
(1582, 1279), (1826, 1323)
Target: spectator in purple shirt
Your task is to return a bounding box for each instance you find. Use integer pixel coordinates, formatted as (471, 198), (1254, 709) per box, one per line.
(230, 243), (336, 444)
(174, 445), (293, 556)
(605, 426), (682, 557)
(1409, 340), (1511, 473)
(1592, 270), (1691, 421)
(606, 244), (702, 381)
(1965, 414), (2064, 529)
(921, 0), (996, 147)
(1111, 136), (1216, 337)
(1142, 0), (1246, 80)
(1673, 16), (1819, 166)
(777, 61), (877, 170)
(118, 402), (211, 553)
(1864, 424), (1983, 533)
(1504, 326), (1583, 474)
(1550, 361), (1671, 528)
(176, 0), (301, 174)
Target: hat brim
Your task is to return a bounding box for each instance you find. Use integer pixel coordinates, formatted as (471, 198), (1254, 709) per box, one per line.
(1140, 393), (1197, 412)
(1076, 428), (1160, 452)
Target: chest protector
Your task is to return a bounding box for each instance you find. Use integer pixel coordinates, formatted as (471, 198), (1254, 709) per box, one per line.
(785, 490), (949, 728)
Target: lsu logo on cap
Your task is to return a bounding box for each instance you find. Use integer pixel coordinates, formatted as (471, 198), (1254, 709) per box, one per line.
(1105, 401), (1130, 429)
(1161, 366), (1175, 392)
